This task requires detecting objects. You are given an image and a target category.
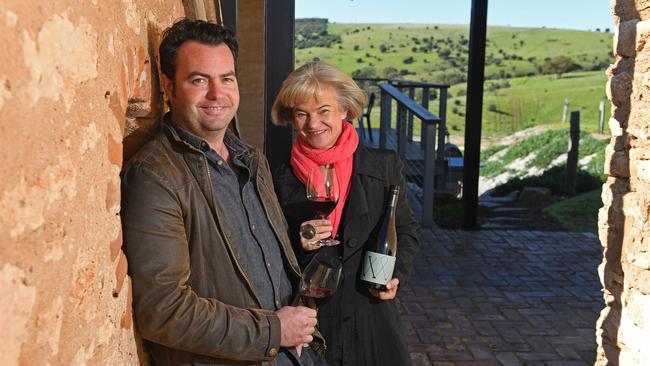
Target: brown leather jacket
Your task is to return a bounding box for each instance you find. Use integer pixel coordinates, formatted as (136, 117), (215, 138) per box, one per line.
(121, 121), (320, 365)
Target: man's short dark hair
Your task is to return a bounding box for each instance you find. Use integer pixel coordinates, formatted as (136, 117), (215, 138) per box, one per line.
(159, 18), (238, 79)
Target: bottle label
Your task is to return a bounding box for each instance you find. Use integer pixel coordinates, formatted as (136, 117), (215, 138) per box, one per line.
(360, 251), (396, 285)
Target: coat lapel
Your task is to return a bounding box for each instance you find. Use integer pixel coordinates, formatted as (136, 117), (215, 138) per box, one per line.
(342, 146), (385, 260)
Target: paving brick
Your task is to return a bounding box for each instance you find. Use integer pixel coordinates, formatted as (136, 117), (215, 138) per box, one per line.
(516, 352), (562, 361)
(495, 352), (522, 366)
(428, 351), (474, 362)
(442, 335), (467, 352)
(501, 308), (525, 321)
(466, 342), (497, 360)
(415, 328), (444, 344)
(401, 227), (600, 366)
(496, 328), (526, 344)
(545, 362), (589, 366)
(471, 321), (498, 336)
(525, 336), (554, 352)
(409, 344), (446, 353)
(554, 345), (583, 360)
(456, 361), (499, 366)
(403, 302), (426, 315)
(410, 352), (433, 366)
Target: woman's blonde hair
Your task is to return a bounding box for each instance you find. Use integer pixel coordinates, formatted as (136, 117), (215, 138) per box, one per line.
(271, 61), (367, 126)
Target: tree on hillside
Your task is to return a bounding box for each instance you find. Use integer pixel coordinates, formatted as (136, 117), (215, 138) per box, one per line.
(351, 67), (377, 79)
(295, 18), (341, 49)
(438, 69), (466, 85)
(382, 67), (399, 79)
(540, 56), (581, 78)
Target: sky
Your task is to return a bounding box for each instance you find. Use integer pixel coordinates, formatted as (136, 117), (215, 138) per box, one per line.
(295, 0), (614, 31)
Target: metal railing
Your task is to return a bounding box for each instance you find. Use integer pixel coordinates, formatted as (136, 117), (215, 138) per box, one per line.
(378, 82), (449, 227)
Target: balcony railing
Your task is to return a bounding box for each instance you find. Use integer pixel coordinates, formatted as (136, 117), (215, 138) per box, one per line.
(354, 78), (450, 227)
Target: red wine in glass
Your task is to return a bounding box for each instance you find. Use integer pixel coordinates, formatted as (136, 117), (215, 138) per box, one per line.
(300, 253), (342, 309)
(308, 197), (338, 218)
(300, 286), (334, 299)
(299, 286), (334, 308)
(306, 165), (340, 246)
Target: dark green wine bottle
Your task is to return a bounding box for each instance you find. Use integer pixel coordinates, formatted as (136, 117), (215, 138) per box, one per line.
(360, 185), (399, 290)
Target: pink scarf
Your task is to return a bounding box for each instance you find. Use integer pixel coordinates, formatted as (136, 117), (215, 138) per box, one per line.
(290, 121), (359, 238)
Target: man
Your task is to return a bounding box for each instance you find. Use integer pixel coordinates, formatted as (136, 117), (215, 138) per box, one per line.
(121, 19), (320, 365)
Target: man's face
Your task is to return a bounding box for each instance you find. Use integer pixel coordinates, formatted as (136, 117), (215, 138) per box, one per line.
(162, 41), (239, 142)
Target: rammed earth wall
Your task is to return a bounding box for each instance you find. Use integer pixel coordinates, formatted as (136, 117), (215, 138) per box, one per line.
(597, 0), (650, 364)
(0, 2), (183, 365)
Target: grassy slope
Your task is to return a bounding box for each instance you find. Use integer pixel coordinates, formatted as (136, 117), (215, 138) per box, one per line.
(297, 24), (471, 76)
(296, 24), (612, 79)
(543, 189), (602, 232)
(483, 27), (612, 76)
(480, 129), (609, 179)
(296, 23), (613, 137)
(451, 71), (610, 136)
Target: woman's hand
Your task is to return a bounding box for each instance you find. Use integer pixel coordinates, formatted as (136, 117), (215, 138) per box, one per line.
(299, 219), (333, 250)
(369, 278), (400, 300)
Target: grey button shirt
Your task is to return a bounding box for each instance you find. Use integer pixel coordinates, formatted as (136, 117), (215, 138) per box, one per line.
(173, 126), (307, 366)
(173, 126), (293, 310)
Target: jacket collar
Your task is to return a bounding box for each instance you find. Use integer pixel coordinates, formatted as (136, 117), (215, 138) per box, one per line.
(353, 145), (385, 181)
(163, 114), (254, 165)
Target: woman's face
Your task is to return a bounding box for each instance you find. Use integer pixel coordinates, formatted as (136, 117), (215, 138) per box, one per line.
(292, 87), (348, 149)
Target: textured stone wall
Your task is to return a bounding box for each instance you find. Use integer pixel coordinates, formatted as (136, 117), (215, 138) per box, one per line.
(597, 0), (650, 364)
(0, 2), (183, 365)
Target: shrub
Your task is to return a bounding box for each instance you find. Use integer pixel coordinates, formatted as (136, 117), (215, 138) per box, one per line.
(541, 56), (581, 78)
(351, 66), (378, 79)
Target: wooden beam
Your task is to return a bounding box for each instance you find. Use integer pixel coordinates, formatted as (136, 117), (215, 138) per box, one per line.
(183, 0), (207, 20)
(204, 0), (218, 23)
(462, 0), (488, 230)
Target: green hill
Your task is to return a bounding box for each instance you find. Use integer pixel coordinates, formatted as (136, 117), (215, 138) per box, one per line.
(450, 71), (610, 136)
(296, 20), (613, 136)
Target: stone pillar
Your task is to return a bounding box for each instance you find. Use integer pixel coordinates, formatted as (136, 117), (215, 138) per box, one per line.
(0, 2), (183, 365)
(596, 1), (650, 364)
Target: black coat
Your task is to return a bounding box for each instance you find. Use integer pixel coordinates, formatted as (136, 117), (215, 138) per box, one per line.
(273, 144), (420, 366)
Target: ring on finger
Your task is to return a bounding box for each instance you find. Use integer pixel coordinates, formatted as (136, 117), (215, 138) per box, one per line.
(300, 224), (316, 240)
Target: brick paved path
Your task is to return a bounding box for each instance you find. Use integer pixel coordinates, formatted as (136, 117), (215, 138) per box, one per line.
(399, 228), (602, 366)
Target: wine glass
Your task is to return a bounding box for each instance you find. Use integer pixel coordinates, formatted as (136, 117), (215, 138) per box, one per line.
(306, 164), (340, 246)
(299, 253), (342, 309)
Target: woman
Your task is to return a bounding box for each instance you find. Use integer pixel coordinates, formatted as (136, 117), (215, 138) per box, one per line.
(271, 61), (419, 366)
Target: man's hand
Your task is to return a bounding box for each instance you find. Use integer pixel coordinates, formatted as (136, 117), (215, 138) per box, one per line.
(275, 306), (317, 347)
(369, 278), (400, 300)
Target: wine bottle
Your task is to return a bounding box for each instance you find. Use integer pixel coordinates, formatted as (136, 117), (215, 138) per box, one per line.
(360, 185), (399, 290)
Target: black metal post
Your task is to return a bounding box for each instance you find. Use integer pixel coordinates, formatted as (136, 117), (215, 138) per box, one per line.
(462, 0), (488, 230)
(264, 0), (295, 172)
(220, 0), (237, 32)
